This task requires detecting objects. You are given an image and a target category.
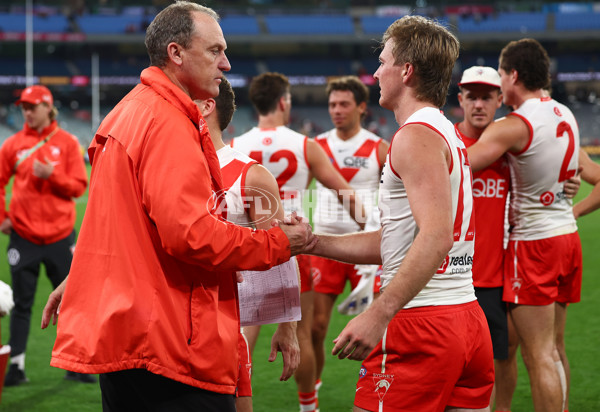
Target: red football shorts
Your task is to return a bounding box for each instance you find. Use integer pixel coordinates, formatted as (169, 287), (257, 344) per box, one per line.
(296, 254), (313, 293)
(503, 232), (582, 305)
(354, 301), (494, 412)
(310, 256), (381, 295)
(236, 331), (252, 398)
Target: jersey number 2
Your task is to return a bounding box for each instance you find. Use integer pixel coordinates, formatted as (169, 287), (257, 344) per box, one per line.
(556, 121), (576, 183)
(249, 150), (298, 196)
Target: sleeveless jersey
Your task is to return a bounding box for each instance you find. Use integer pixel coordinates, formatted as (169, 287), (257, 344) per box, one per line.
(456, 125), (510, 288)
(379, 107), (476, 308)
(313, 128), (384, 234)
(217, 145), (257, 227)
(507, 97), (579, 240)
(232, 126), (310, 215)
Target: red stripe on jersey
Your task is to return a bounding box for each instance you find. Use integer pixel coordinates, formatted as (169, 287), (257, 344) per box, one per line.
(315, 137), (341, 172)
(353, 139), (377, 157)
(220, 158), (248, 190)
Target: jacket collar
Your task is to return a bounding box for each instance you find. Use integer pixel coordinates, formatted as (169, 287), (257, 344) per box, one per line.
(140, 66), (223, 192)
(24, 120), (58, 139)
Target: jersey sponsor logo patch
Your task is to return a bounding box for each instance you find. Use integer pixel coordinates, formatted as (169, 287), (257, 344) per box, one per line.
(359, 366), (367, 379)
(540, 191), (555, 206)
(262, 137), (273, 146)
(472, 178), (508, 198)
(342, 156), (370, 169)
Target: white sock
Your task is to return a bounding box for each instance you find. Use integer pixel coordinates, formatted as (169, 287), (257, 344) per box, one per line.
(555, 360), (567, 411)
(10, 353), (25, 370)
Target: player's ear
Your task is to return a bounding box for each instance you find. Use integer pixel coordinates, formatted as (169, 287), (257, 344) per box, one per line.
(195, 98), (216, 118)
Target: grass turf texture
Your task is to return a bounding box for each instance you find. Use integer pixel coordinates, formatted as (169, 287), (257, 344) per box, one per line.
(0, 165), (599, 411)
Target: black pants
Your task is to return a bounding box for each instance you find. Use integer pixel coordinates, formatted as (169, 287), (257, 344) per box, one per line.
(8, 230), (75, 356)
(100, 369), (236, 412)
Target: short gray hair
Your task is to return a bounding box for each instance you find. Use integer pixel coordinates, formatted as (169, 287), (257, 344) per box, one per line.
(145, 1), (219, 68)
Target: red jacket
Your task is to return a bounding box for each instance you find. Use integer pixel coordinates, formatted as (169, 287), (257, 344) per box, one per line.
(50, 67), (291, 394)
(0, 121), (87, 244)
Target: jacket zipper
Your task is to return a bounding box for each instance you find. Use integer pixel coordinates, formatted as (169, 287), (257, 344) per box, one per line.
(188, 283), (194, 345)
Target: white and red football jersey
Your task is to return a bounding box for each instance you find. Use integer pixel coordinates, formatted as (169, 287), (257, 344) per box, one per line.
(507, 97), (579, 241)
(312, 128), (385, 234)
(456, 125), (510, 288)
(379, 107), (476, 308)
(232, 126), (310, 215)
(217, 145), (256, 227)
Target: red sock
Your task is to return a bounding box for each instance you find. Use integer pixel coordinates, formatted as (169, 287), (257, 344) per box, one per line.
(299, 390), (317, 412)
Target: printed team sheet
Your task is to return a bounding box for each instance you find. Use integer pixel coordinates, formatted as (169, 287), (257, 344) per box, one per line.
(238, 257), (301, 326)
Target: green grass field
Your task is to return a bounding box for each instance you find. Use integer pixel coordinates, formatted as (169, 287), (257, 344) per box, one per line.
(1, 166), (599, 411)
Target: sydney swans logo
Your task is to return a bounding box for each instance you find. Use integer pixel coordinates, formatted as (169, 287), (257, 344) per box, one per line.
(209, 185), (280, 225)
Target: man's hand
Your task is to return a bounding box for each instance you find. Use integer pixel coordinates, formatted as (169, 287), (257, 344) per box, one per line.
(0, 218), (12, 235)
(41, 278), (67, 329)
(33, 157), (54, 179)
(563, 166), (582, 199)
(331, 307), (387, 361)
(268, 322), (300, 381)
(273, 212), (317, 255)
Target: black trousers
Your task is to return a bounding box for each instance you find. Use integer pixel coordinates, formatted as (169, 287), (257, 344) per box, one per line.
(8, 230), (75, 356)
(100, 369), (236, 412)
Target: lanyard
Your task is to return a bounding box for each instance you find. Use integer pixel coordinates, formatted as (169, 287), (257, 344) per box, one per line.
(14, 127), (59, 171)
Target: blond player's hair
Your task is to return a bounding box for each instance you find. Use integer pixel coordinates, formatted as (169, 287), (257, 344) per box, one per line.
(383, 15), (459, 108)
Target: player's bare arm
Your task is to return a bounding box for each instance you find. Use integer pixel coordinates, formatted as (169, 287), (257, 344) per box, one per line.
(245, 163), (301, 380)
(308, 229), (382, 265)
(305, 138), (367, 229)
(332, 124), (454, 361)
(573, 148), (600, 219)
(468, 115), (530, 172)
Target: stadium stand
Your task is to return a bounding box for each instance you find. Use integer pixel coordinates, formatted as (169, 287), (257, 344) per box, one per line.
(264, 14), (354, 35)
(458, 12), (547, 33)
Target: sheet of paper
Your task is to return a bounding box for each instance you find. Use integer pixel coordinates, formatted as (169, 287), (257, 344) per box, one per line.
(238, 257), (301, 327)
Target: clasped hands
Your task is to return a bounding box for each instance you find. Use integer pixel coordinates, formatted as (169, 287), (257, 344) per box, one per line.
(272, 211), (317, 256)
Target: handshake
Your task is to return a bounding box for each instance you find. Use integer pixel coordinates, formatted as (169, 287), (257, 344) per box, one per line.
(272, 212), (318, 256)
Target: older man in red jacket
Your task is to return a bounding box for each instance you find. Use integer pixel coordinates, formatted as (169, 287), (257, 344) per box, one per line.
(46, 3), (313, 412)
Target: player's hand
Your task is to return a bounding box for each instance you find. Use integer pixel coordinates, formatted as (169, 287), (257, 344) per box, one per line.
(41, 278), (67, 329)
(0, 218), (12, 235)
(331, 308), (387, 361)
(563, 167), (582, 199)
(268, 322), (300, 381)
(273, 212), (318, 255)
(33, 157), (54, 179)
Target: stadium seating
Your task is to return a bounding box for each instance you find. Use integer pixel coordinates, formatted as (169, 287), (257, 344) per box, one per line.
(458, 12), (547, 33)
(76, 14), (143, 34)
(555, 12), (600, 31)
(219, 15), (260, 35)
(0, 13), (68, 32)
(264, 15), (354, 35)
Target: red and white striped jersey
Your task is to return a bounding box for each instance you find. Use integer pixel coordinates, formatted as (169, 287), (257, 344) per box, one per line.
(507, 97), (579, 240)
(313, 128), (385, 234)
(232, 126), (310, 215)
(217, 145), (256, 227)
(456, 125), (510, 288)
(379, 107), (476, 308)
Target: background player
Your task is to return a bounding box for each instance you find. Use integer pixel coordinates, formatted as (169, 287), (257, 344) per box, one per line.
(310, 75), (388, 397)
(232, 72), (366, 412)
(467, 39), (581, 412)
(196, 77), (300, 412)
(0, 85), (89, 386)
